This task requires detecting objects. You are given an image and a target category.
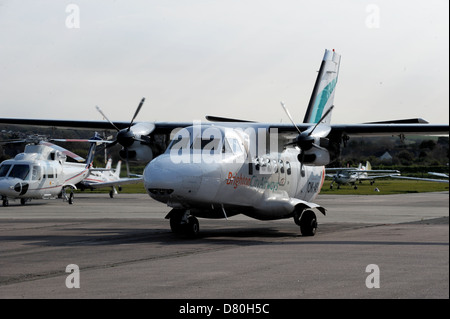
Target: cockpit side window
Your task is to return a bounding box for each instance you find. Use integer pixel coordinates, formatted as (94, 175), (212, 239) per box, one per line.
(225, 138), (243, 154)
(8, 164), (30, 180)
(0, 164), (12, 177)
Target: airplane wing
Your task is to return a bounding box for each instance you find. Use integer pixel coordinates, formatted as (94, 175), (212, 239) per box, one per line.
(1, 117), (447, 135)
(326, 167), (399, 173)
(391, 175), (449, 183)
(355, 173), (400, 180)
(81, 176), (143, 189)
(0, 118), (192, 134)
(272, 122), (449, 139)
(1, 117), (448, 165)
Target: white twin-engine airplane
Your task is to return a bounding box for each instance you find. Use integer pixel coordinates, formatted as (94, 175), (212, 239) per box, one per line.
(1, 49), (448, 236)
(0, 135), (100, 206)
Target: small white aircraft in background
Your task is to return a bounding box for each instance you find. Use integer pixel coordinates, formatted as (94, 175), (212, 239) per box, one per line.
(326, 161), (400, 189)
(0, 135), (99, 206)
(77, 158), (143, 198)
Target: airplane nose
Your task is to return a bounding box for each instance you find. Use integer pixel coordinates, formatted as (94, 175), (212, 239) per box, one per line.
(145, 165), (179, 198)
(144, 155), (203, 203)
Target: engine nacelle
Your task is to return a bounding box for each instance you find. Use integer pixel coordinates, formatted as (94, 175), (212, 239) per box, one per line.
(119, 143), (154, 163)
(298, 147), (330, 166)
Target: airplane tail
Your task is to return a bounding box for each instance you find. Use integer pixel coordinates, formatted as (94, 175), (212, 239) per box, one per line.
(85, 132), (101, 169)
(114, 161), (122, 178)
(303, 49), (341, 124)
(366, 161), (372, 171)
(105, 158), (112, 170)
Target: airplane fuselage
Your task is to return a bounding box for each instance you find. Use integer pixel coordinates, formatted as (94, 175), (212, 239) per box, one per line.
(144, 131), (326, 221)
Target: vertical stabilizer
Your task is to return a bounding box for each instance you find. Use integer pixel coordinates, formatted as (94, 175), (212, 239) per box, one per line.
(303, 49), (341, 124)
(105, 158), (112, 170)
(85, 133), (101, 169)
(114, 161), (122, 178)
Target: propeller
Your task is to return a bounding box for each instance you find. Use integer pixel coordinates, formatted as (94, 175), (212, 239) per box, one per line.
(96, 97), (151, 175)
(281, 102), (334, 166)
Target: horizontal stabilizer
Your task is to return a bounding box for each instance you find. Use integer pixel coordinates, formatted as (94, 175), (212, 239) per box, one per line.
(364, 118), (429, 124)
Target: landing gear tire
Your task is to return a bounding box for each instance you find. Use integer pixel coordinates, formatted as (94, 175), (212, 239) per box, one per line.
(20, 198), (27, 205)
(299, 210), (317, 236)
(169, 211), (184, 233)
(169, 210), (199, 238)
(186, 216), (200, 238)
(2, 198), (8, 207)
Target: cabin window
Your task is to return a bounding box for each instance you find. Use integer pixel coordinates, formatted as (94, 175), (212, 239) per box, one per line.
(31, 166), (41, 180)
(286, 161), (292, 175)
(279, 160), (284, 174)
(0, 164), (12, 177)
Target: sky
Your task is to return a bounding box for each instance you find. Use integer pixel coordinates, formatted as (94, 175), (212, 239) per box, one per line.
(0, 0), (448, 125)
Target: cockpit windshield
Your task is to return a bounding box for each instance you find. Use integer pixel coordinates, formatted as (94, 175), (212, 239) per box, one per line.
(0, 164), (30, 180)
(167, 126), (225, 154)
(0, 164), (12, 177)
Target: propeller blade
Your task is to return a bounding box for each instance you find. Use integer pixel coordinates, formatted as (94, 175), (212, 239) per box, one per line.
(106, 139), (119, 148)
(303, 124), (331, 139)
(307, 105), (334, 137)
(128, 97), (145, 131)
(281, 101), (302, 134)
(96, 105), (120, 132)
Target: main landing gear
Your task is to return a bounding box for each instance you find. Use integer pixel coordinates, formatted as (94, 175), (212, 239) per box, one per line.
(166, 209), (200, 238)
(61, 188), (75, 205)
(294, 209), (318, 236)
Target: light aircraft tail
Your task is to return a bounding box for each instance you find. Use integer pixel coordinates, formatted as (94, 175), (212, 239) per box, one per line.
(85, 133), (101, 169)
(366, 161), (372, 171)
(114, 161), (122, 178)
(303, 49), (341, 124)
(105, 158), (112, 170)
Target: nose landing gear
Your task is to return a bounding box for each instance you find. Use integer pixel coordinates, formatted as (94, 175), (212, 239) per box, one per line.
(167, 209), (200, 238)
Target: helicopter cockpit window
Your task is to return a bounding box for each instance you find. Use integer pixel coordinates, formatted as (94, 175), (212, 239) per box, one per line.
(0, 164), (12, 177)
(8, 164), (30, 180)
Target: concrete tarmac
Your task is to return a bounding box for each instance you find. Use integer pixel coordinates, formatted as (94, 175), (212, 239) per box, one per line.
(0, 192), (448, 299)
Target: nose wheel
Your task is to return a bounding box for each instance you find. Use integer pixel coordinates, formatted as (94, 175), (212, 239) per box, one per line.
(168, 209), (200, 238)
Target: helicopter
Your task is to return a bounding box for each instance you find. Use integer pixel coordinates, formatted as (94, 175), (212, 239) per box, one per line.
(0, 134), (100, 206)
